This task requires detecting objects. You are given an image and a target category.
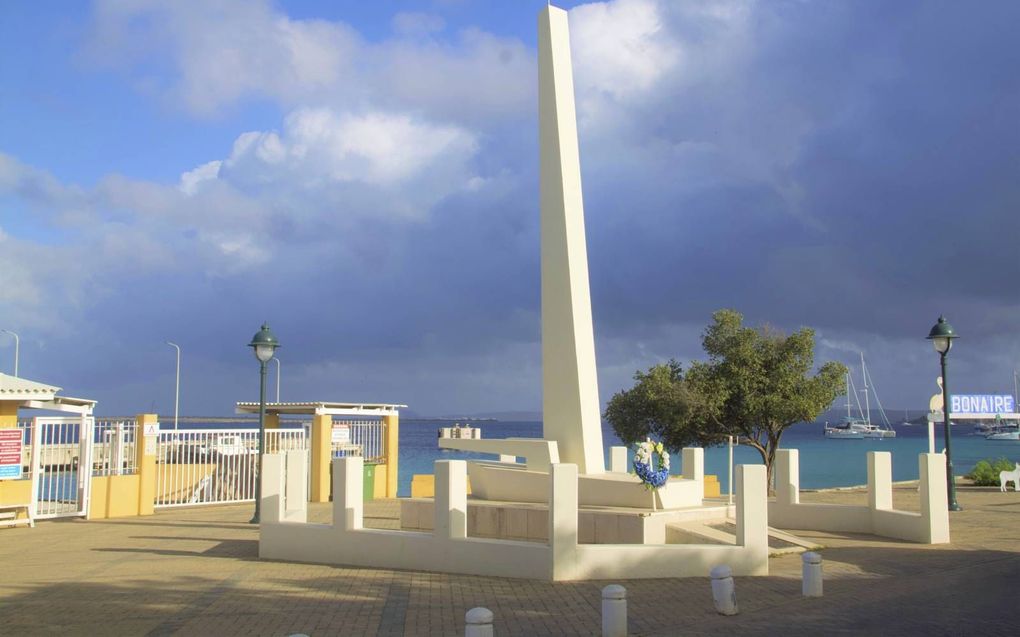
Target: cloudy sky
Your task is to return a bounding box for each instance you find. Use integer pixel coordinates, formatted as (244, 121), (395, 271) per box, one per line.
(1, 0), (1018, 417)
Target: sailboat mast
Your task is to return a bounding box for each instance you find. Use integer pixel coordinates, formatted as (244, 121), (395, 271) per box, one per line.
(846, 372), (852, 419)
(861, 352), (871, 425)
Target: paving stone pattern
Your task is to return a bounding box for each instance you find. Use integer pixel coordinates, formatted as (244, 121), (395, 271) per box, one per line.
(0, 485), (1018, 635)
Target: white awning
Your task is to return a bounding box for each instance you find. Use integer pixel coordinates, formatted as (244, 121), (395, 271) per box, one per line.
(0, 373), (96, 415)
(235, 401), (406, 417)
(0, 373), (60, 400)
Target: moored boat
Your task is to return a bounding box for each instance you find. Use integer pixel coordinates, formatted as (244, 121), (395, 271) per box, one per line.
(985, 422), (1020, 441)
(825, 354), (896, 439)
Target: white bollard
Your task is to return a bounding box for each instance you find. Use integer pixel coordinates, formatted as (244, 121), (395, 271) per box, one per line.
(802, 552), (823, 597)
(601, 584), (627, 637)
(710, 565), (739, 615)
(465, 607), (493, 637)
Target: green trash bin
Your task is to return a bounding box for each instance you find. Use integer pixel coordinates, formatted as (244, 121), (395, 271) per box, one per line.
(363, 463), (378, 501)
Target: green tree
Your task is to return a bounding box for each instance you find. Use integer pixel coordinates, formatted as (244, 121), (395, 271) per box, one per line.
(603, 360), (718, 453)
(605, 309), (847, 490)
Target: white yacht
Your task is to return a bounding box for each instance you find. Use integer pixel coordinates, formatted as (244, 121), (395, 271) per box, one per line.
(824, 418), (865, 439)
(825, 354), (896, 439)
(985, 422), (1020, 441)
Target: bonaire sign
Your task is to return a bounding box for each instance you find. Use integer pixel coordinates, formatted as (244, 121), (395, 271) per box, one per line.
(950, 394), (1015, 415)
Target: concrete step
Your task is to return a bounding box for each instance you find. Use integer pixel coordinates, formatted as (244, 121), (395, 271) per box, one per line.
(665, 520), (823, 554)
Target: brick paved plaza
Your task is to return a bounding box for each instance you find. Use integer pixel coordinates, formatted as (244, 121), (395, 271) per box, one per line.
(2, 484), (1018, 636)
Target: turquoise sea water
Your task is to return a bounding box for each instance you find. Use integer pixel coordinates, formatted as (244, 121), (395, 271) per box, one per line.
(152, 419), (1020, 498)
(397, 420), (1020, 497)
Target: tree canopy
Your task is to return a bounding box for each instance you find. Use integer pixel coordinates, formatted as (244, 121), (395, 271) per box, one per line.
(605, 309), (847, 488)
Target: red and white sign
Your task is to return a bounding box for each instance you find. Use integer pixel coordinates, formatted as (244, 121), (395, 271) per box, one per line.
(331, 424), (351, 444)
(0, 429), (23, 480)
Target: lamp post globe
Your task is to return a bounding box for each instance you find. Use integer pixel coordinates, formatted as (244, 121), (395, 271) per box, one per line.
(249, 323), (280, 363)
(926, 315), (960, 512)
(248, 322), (280, 524)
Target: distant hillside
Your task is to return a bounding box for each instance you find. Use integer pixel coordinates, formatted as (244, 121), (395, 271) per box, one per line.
(422, 410), (543, 422)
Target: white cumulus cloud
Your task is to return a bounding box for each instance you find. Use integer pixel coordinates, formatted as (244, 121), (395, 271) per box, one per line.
(570, 0), (682, 100)
(205, 107), (480, 219)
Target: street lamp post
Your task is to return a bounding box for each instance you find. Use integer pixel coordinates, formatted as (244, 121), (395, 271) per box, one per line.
(248, 322), (280, 524)
(272, 357), (281, 403)
(927, 315), (961, 512)
(165, 342), (181, 431)
(1, 330), (19, 377)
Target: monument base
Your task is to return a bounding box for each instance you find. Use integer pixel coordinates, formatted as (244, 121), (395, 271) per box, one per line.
(400, 496), (734, 545)
(466, 459), (704, 509)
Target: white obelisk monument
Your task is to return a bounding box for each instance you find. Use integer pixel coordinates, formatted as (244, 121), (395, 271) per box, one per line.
(538, 5), (605, 475)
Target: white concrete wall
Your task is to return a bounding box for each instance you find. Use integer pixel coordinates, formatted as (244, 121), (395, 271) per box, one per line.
(261, 450), (307, 524)
(260, 456), (771, 580)
(439, 438), (559, 472)
(262, 457), (550, 579)
(609, 446), (628, 473)
(466, 459), (704, 509)
(565, 465), (768, 579)
(435, 460), (467, 540)
(769, 450), (950, 544)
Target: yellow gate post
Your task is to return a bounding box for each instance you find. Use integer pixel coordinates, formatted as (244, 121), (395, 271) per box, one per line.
(383, 414), (399, 498)
(0, 402), (33, 521)
(136, 413), (158, 516)
(263, 412), (280, 454)
(310, 414), (332, 502)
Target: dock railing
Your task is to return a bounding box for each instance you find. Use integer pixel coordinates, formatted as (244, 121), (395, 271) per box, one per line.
(155, 428), (307, 508)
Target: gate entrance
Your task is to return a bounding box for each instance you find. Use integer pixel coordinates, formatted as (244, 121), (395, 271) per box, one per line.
(30, 416), (93, 519)
(155, 428), (306, 508)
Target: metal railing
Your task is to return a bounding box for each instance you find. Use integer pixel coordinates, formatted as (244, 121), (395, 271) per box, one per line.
(154, 428), (307, 508)
(91, 420), (138, 476)
(29, 417), (92, 519)
(15, 420), (32, 480)
(332, 419), (385, 463)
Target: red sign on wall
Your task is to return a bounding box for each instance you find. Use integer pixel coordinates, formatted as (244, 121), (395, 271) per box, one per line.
(0, 429), (23, 480)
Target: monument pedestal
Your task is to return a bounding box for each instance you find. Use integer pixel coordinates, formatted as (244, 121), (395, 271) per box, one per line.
(464, 461), (704, 509)
(400, 496), (733, 545)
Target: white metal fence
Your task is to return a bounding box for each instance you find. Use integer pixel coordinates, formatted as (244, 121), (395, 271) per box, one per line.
(10, 418), (383, 514)
(13, 418), (138, 480)
(332, 419), (385, 463)
(15, 420), (32, 480)
(154, 428), (307, 508)
(92, 420), (138, 477)
(28, 417), (93, 519)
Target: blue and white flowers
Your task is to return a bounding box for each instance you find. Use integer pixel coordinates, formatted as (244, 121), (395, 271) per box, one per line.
(634, 439), (671, 489)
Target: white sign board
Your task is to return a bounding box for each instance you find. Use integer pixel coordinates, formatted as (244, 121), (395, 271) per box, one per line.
(950, 394), (1015, 415)
(331, 424), (351, 444)
(143, 423), (160, 436)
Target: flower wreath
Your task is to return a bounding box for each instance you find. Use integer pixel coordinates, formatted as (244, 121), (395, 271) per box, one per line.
(634, 439), (671, 489)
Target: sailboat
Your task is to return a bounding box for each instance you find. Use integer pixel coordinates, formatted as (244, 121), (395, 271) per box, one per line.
(825, 353), (897, 439)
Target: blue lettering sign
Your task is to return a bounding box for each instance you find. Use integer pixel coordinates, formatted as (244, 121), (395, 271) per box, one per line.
(950, 394), (1016, 415)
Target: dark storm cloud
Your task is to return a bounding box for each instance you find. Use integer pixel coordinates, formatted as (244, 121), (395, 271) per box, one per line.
(4, 0), (1018, 415)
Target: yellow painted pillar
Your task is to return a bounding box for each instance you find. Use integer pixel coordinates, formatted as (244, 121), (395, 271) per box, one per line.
(0, 401), (18, 428)
(135, 413), (158, 516)
(309, 414), (332, 502)
(383, 414), (399, 498)
(0, 402), (30, 516)
(265, 413), (280, 429)
(263, 412), (280, 453)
